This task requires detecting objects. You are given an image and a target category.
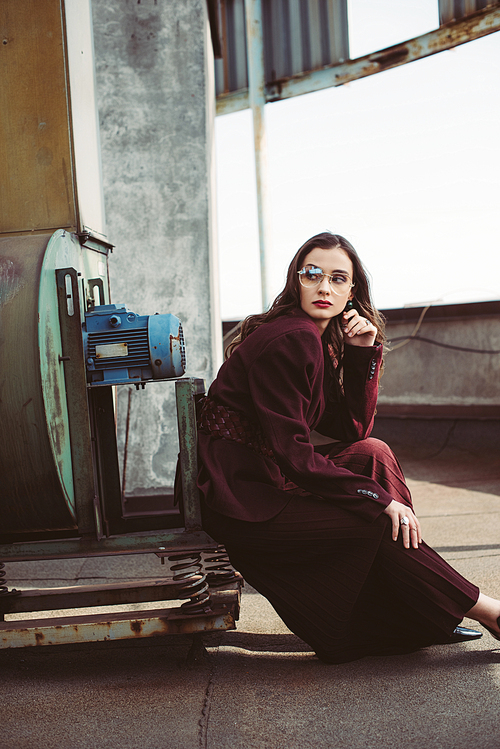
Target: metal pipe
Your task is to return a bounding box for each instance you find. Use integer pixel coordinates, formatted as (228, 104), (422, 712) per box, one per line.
(245, 0), (272, 311)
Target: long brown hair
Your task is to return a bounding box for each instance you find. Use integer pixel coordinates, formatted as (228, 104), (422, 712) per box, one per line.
(226, 232), (386, 379)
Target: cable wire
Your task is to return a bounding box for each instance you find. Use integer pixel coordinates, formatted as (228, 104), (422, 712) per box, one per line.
(388, 335), (500, 355)
(387, 303), (500, 354)
(388, 305), (431, 351)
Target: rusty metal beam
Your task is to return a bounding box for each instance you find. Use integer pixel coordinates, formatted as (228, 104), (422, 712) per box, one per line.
(0, 574), (244, 617)
(216, 6), (500, 115)
(0, 579), (204, 616)
(0, 597), (238, 649)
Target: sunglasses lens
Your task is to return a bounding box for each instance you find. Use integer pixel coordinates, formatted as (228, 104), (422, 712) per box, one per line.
(299, 266), (323, 287)
(331, 274), (350, 290)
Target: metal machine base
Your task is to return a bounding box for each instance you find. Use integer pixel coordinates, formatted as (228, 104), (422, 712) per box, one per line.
(0, 577), (242, 649)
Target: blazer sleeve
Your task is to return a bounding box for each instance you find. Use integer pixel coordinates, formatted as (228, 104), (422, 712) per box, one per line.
(315, 343), (383, 442)
(247, 329), (393, 522)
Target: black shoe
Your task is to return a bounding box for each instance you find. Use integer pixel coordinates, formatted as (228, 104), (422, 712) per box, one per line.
(483, 616), (500, 641)
(447, 625), (483, 643)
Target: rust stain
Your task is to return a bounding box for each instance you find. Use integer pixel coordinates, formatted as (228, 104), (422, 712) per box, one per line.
(34, 631), (44, 645)
(169, 331), (181, 353)
(130, 620), (143, 635)
(371, 46), (410, 70)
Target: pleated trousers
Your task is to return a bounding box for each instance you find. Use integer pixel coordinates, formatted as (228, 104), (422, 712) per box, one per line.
(202, 437), (479, 663)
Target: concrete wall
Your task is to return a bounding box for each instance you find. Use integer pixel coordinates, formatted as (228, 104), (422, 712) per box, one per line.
(92, 0), (221, 499)
(378, 304), (500, 415)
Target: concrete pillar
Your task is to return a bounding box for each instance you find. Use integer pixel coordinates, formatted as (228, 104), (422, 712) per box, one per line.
(92, 0), (221, 502)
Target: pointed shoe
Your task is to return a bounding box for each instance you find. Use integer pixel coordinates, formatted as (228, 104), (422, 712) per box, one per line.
(448, 626), (483, 643)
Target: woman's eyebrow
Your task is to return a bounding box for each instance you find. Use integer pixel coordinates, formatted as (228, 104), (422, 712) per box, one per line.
(328, 268), (352, 276)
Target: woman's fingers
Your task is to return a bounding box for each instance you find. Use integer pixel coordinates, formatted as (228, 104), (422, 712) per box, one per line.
(342, 310), (377, 345)
(391, 514), (400, 543)
(401, 512), (421, 549)
(343, 311), (373, 336)
(414, 515), (423, 544)
(384, 500), (421, 549)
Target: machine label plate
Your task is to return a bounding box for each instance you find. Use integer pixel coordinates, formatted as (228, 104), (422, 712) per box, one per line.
(95, 343), (128, 359)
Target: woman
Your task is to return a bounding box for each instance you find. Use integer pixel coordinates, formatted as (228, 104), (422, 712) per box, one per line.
(197, 232), (500, 663)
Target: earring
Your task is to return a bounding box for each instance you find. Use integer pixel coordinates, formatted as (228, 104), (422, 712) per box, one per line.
(343, 300), (354, 312)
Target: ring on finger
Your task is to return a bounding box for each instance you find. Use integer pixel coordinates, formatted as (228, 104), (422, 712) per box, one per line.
(401, 516), (409, 526)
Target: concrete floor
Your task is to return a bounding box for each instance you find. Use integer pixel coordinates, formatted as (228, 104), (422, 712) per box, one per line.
(1, 419), (500, 749)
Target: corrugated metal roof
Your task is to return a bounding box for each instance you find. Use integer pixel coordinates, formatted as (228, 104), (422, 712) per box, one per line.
(213, 1), (500, 113)
(214, 0), (349, 97)
(439, 0), (498, 24)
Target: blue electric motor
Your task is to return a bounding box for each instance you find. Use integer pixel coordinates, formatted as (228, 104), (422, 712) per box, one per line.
(84, 304), (186, 386)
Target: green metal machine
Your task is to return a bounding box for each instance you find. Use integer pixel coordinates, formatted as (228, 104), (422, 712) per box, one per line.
(0, 228), (240, 649)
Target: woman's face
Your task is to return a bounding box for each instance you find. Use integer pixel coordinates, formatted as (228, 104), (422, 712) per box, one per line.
(299, 246), (354, 334)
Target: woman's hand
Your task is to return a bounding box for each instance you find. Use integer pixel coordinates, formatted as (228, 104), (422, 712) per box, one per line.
(342, 309), (377, 347)
(383, 500), (422, 549)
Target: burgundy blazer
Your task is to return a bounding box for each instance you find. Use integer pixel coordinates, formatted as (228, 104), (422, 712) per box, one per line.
(197, 309), (393, 523)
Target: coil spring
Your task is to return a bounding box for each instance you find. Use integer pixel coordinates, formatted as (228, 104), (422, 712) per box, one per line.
(205, 545), (239, 586)
(0, 562), (7, 596)
(168, 552), (212, 614)
(0, 562), (18, 597)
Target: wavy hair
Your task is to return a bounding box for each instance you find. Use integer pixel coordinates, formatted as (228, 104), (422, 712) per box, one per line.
(226, 232), (386, 381)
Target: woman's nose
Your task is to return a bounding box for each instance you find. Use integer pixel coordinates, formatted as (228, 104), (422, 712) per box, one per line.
(318, 276), (331, 293)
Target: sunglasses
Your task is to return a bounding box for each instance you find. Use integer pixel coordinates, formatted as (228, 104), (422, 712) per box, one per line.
(298, 265), (354, 295)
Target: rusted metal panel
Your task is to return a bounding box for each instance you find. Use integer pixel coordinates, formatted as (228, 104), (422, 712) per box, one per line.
(215, 0), (348, 96)
(216, 5), (500, 114)
(0, 599), (238, 649)
(215, 0), (249, 95)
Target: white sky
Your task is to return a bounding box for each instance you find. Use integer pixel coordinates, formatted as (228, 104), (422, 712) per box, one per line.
(214, 0), (500, 320)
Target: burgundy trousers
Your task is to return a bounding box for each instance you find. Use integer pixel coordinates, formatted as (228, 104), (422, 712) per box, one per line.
(202, 437), (479, 664)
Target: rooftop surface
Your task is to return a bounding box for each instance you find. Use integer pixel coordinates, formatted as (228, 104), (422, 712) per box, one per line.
(1, 418), (500, 749)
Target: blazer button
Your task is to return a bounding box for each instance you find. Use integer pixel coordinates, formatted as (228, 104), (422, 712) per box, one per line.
(373, 493), (379, 499)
